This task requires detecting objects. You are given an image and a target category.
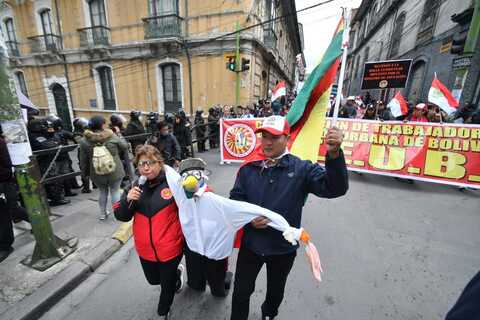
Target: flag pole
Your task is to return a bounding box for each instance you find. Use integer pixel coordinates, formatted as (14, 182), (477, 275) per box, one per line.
(332, 8), (350, 127)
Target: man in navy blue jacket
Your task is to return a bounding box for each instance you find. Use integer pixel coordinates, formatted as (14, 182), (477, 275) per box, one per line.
(229, 116), (348, 320)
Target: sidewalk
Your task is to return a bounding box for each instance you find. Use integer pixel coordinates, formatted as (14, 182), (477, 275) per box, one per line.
(0, 189), (132, 320)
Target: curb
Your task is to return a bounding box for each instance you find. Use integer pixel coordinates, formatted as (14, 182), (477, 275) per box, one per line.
(0, 223), (133, 320)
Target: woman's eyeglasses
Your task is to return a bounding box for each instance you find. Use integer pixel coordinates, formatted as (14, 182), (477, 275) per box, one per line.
(137, 160), (159, 168)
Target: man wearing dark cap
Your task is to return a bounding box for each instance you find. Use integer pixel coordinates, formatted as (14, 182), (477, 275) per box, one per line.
(229, 115), (348, 320)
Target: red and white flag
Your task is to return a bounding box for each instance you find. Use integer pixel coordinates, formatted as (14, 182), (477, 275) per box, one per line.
(428, 76), (459, 115)
(387, 91), (409, 118)
(271, 81), (286, 101)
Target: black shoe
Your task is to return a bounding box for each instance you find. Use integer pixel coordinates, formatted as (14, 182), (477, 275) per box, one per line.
(0, 247), (14, 263)
(49, 199), (70, 207)
(175, 264), (185, 293)
(262, 316), (275, 320)
(64, 192), (78, 197)
(225, 271), (233, 290)
(81, 188), (92, 194)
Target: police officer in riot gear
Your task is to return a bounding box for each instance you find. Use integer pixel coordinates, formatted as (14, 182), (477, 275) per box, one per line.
(194, 108), (207, 153)
(109, 114), (127, 136)
(125, 110), (146, 152)
(147, 112), (159, 134)
(73, 117), (92, 193)
(46, 115), (79, 196)
(148, 121), (181, 167)
(28, 118), (70, 206)
(173, 112), (192, 159)
(164, 113), (175, 133)
(208, 107), (220, 149)
(110, 114), (133, 189)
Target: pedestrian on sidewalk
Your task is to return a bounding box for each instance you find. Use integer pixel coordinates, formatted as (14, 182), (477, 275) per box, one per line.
(229, 116), (349, 320)
(113, 145), (184, 319)
(79, 116), (129, 220)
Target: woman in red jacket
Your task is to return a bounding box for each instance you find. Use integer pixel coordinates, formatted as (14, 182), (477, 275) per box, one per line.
(113, 145), (184, 319)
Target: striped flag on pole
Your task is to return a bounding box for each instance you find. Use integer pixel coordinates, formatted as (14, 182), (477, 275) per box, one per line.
(286, 16), (345, 162)
(428, 76), (459, 115)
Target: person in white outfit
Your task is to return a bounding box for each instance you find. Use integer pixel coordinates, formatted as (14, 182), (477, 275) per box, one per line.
(164, 159), (303, 297)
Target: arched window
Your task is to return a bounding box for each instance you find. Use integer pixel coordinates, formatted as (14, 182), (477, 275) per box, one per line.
(389, 12), (406, 57)
(15, 72), (28, 97)
(97, 66), (116, 110)
(417, 0), (440, 45)
(4, 18), (19, 56)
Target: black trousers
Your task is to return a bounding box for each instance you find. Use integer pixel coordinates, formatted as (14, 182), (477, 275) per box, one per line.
(139, 254), (182, 316)
(184, 245), (228, 297)
(0, 197), (13, 251)
(0, 181), (28, 250)
(230, 247), (296, 320)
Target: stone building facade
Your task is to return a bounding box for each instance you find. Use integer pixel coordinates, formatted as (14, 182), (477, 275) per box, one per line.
(0, 0), (303, 126)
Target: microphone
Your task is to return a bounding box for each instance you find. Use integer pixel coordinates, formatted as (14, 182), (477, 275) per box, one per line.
(129, 175), (147, 209)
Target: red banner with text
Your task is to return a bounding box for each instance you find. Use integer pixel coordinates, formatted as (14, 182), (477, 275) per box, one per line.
(220, 118), (480, 188)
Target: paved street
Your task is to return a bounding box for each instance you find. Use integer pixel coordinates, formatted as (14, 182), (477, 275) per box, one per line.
(39, 150), (480, 320)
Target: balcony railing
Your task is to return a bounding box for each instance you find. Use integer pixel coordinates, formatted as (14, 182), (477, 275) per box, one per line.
(78, 26), (111, 48)
(5, 40), (20, 57)
(263, 28), (278, 51)
(142, 14), (184, 39)
(28, 34), (62, 53)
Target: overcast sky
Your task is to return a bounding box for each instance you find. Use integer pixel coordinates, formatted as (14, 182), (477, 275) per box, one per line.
(296, 0), (362, 72)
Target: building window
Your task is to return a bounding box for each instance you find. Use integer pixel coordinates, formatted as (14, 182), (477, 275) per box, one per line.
(4, 18), (19, 56)
(4, 18), (17, 42)
(40, 9), (53, 35)
(97, 66), (116, 110)
(89, 0), (107, 26)
(408, 61), (426, 103)
(416, 0), (440, 45)
(355, 55), (361, 79)
(161, 63), (182, 114)
(389, 12), (406, 57)
(150, 0), (178, 15)
(15, 72), (28, 97)
(39, 9), (57, 50)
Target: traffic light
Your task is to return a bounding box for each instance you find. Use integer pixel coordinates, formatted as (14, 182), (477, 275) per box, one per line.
(226, 56), (236, 72)
(241, 58), (250, 72)
(451, 32), (467, 55)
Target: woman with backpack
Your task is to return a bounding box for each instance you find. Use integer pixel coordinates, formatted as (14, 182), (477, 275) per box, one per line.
(79, 116), (129, 220)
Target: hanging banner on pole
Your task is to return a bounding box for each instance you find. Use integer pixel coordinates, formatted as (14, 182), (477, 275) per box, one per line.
(220, 118), (480, 189)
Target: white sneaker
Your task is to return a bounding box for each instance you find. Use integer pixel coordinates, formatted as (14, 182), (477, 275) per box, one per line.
(99, 213), (106, 220)
(175, 264), (185, 293)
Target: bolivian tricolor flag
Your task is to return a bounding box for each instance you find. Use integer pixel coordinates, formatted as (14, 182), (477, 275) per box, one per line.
(287, 17), (345, 162)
